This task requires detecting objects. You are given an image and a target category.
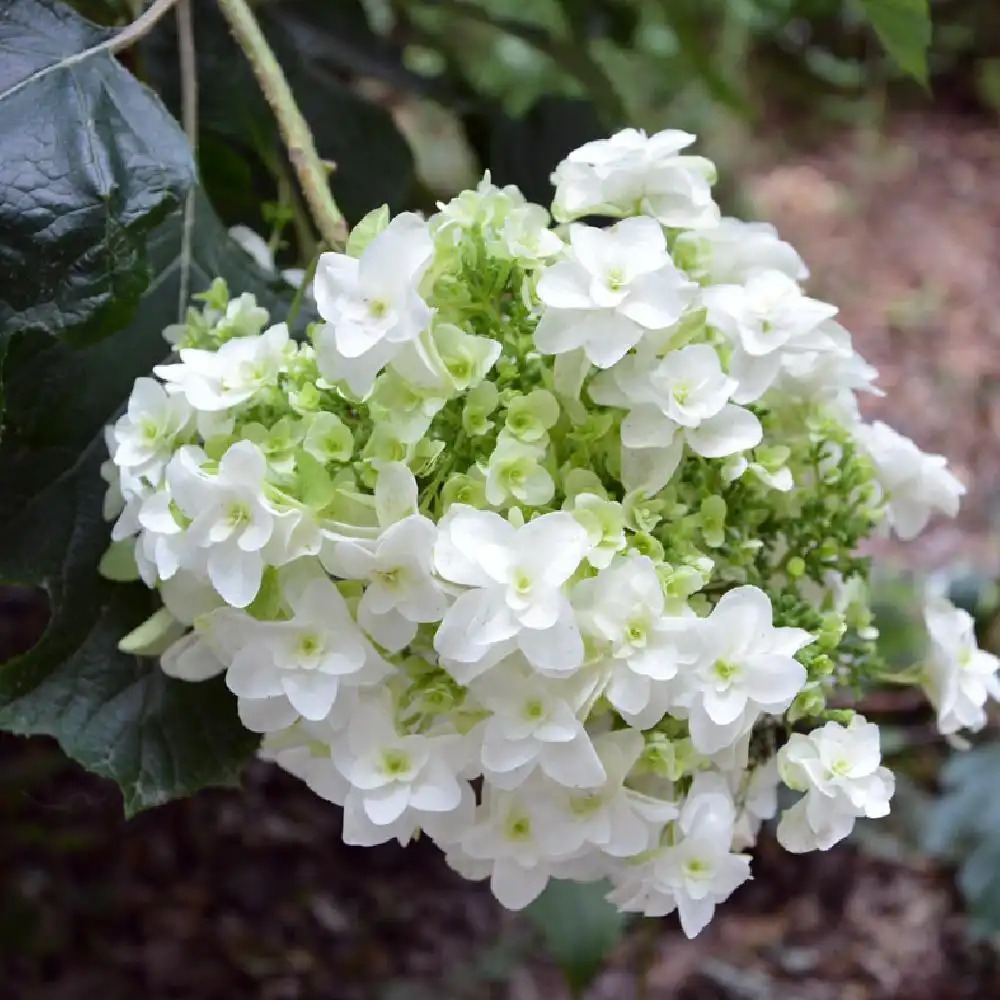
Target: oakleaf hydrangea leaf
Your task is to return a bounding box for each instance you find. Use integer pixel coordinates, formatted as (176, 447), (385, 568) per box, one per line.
(0, 195), (301, 815)
(0, 0), (196, 347)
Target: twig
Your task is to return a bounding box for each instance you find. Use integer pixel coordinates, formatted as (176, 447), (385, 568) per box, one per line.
(176, 0), (198, 322)
(109, 0), (182, 53)
(215, 0), (348, 250)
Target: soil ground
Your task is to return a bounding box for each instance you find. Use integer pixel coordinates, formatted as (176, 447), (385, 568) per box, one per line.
(4, 110), (1000, 999)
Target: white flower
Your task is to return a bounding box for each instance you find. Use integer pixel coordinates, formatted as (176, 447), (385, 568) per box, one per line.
(567, 492), (627, 569)
(484, 436), (555, 508)
(219, 575), (389, 723)
(732, 757), (780, 851)
(324, 514), (448, 652)
(163, 286), (271, 347)
(703, 269), (838, 404)
(573, 553), (699, 728)
(551, 128), (720, 229)
(676, 586), (812, 754)
(157, 572), (227, 681)
(314, 213), (434, 397)
(591, 343), (762, 494)
(111, 377), (193, 485)
(776, 716), (894, 853)
(391, 323), (501, 396)
(155, 324), (292, 411)
(536, 729), (677, 861)
(492, 203), (564, 265)
(449, 784), (559, 909)
(608, 773), (750, 937)
(855, 421), (965, 540)
(676, 217), (807, 285)
(770, 320), (880, 420)
(258, 700), (358, 795)
(162, 441), (276, 607)
(160, 631), (227, 682)
(433, 506), (591, 680)
(473, 660), (605, 789)
(533, 218), (696, 368)
(923, 596), (1000, 735)
(330, 692), (475, 847)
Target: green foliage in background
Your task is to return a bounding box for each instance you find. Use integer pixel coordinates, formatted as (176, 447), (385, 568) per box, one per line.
(925, 745), (1000, 937)
(526, 880), (631, 995)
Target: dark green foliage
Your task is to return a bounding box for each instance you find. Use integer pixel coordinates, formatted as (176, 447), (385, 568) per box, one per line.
(0, 181), (302, 813)
(925, 744), (1000, 936)
(0, 0), (195, 347)
(525, 879), (630, 996)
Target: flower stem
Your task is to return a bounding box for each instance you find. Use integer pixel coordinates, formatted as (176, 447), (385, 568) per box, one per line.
(110, 0), (181, 52)
(215, 0), (348, 250)
(176, 0), (197, 322)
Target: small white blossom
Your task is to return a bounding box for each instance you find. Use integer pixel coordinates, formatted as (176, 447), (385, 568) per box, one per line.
(777, 716), (894, 853)
(608, 773), (750, 937)
(155, 324), (292, 411)
(314, 213), (434, 397)
(574, 553), (699, 727)
(160, 441), (276, 607)
(330, 692), (475, 847)
(492, 203), (564, 265)
(703, 269), (838, 404)
(449, 784), (560, 909)
(534, 218), (696, 368)
(112, 377), (193, 485)
(484, 436), (555, 508)
(676, 586), (812, 754)
(591, 343), (762, 494)
(770, 320), (880, 421)
(473, 660), (605, 789)
(536, 729), (677, 861)
(923, 596), (1000, 734)
(676, 217), (807, 285)
(855, 421), (965, 540)
(433, 506), (591, 680)
(325, 514), (447, 652)
(218, 575), (389, 723)
(551, 128), (720, 228)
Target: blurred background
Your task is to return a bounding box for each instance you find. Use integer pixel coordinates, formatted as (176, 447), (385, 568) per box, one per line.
(5, 0), (1000, 996)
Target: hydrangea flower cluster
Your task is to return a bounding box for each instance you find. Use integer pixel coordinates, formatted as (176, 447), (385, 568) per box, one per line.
(101, 127), (997, 938)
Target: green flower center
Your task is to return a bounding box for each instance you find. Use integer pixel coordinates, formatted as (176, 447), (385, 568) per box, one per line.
(712, 659), (740, 684)
(227, 501), (251, 527)
(684, 858), (712, 880)
(506, 813), (532, 841)
(380, 748), (411, 777)
(523, 698), (546, 721)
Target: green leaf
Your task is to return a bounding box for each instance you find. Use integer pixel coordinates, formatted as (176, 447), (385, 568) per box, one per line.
(417, 0), (627, 126)
(346, 204), (390, 258)
(0, 0), (195, 347)
(0, 193), (304, 815)
(524, 879), (630, 995)
(98, 539), (140, 582)
(858, 0), (932, 84)
(923, 744), (1000, 936)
